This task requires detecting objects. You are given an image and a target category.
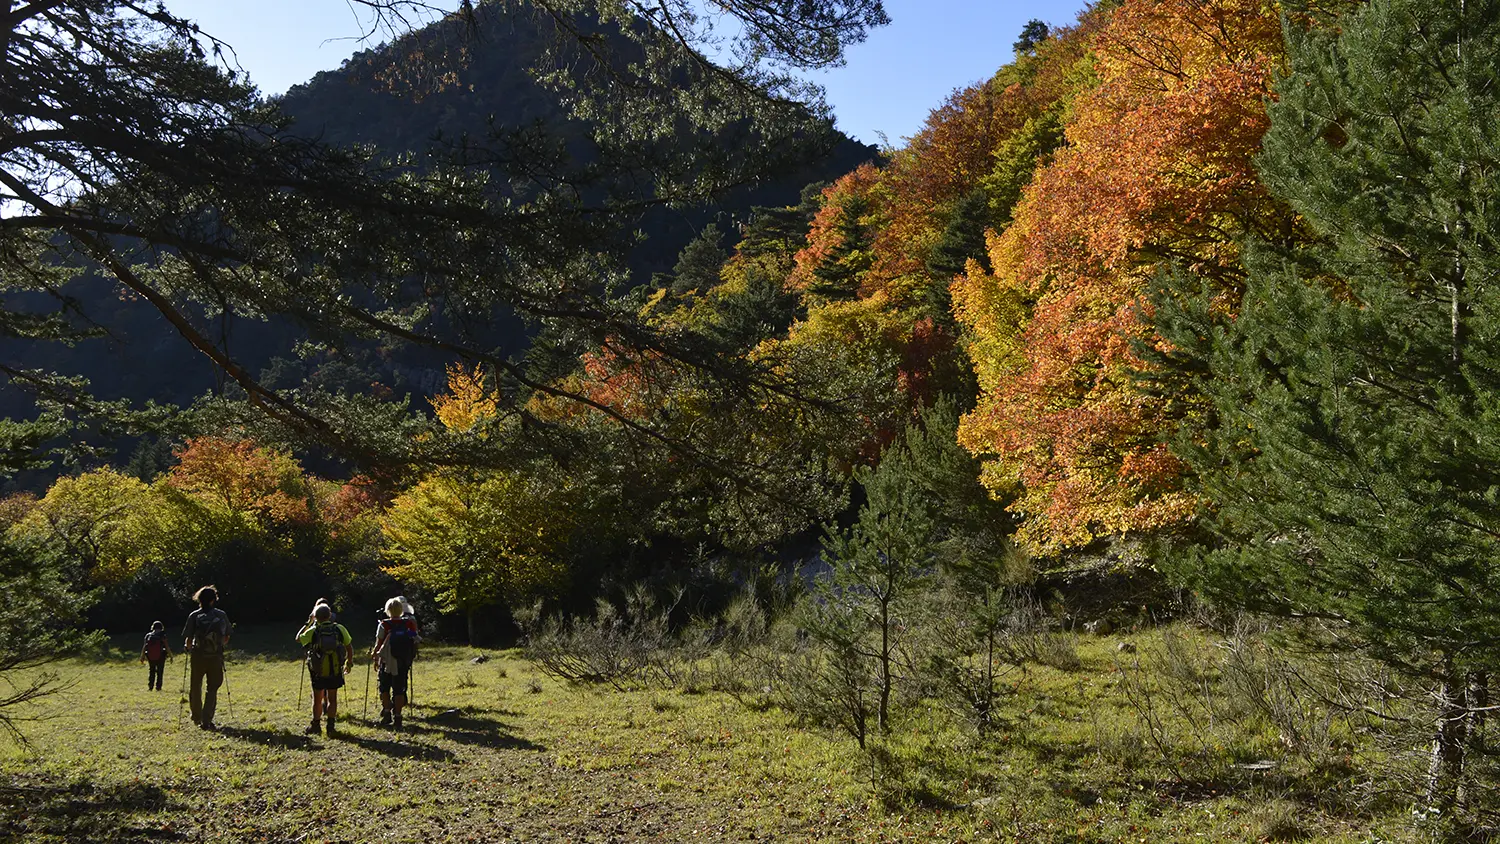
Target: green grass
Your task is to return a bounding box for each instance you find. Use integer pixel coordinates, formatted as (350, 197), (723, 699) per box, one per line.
(0, 625), (1434, 842)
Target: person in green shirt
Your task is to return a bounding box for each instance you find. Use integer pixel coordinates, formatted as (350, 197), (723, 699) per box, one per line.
(295, 603), (352, 736)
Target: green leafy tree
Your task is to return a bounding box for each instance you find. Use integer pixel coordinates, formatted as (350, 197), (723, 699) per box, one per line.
(381, 470), (576, 643)
(1151, 0), (1500, 816)
(10, 469), (151, 584)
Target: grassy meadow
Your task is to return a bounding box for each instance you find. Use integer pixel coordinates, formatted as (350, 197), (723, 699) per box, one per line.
(0, 625), (1438, 843)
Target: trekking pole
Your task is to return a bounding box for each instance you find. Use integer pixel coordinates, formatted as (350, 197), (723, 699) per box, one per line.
(363, 659), (372, 720)
(178, 654), (189, 726)
(298, 659), (306, 710)
(222, 655), (232, 721)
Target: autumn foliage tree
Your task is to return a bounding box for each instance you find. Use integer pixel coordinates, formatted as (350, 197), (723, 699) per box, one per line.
(953, 0), (1300, 554)
(382, 366), (582, 641)
(10, 469), (150, 584)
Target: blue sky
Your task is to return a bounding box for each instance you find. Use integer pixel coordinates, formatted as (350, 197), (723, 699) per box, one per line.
(167, 0), (1086, 146)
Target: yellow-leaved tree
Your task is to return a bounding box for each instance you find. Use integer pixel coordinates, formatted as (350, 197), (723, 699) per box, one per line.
(381, 472), (575, 644)
(10, 469), (152, 584)
(384, 364), (577, 642)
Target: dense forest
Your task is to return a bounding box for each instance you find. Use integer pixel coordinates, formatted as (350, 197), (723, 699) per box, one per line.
(5, 0), (1500, 837)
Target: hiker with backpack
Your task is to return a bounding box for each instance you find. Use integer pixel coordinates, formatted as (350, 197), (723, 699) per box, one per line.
(371, 596), (420, 730)
(181, 585), (231, 730)
(140, 620), (172, 691)
(297, 602), (353, 736)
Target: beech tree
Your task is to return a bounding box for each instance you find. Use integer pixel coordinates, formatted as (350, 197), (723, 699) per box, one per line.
(954, 0), (1293, 554)
(1154, 0), (1500, 818)
(381, 472), (576, 643)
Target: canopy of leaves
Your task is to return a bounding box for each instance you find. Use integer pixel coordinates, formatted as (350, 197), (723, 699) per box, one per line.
(953, 0), (1298, 554)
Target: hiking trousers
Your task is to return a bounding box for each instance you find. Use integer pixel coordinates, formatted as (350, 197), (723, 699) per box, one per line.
(189, 652), (224, 725)
(147, 658), (165, 690)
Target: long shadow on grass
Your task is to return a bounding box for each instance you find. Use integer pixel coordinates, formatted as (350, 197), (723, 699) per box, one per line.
(217, 725), (322, 751)
(328, 731), (458, 761)
(409, 706), (545, 752)
(0, 780), (188, 841)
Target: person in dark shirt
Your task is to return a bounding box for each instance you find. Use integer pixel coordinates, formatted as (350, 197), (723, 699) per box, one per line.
(181, 585), (230, 730)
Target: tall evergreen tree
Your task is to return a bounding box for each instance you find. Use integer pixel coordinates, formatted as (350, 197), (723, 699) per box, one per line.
(667, 225), (729, 296)
(1152, 0), (1500, 816)
(926, 189), (994, 282)
(1013, 19), (1049, 55)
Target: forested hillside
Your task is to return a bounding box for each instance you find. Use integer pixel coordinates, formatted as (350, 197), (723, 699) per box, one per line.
(0, 1), (875, 432)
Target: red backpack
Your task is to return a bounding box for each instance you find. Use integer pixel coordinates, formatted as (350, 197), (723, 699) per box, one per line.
(145, 632), (166, 661)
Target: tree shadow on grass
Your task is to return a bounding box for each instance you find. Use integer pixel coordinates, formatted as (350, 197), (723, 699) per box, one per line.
(0, 779), (189, 842)
(216, 725), (322, 752)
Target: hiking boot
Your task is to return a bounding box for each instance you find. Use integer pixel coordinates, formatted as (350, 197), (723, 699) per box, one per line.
(304, 719), (320, 735)
(378, 708), (391, 727)
(391, 713), (402, 731)
(325, 719), (338, 737)
(200, 721), (216, 732)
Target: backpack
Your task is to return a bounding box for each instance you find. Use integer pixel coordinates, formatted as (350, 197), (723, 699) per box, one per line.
(306, 622), (343, 678)
(382, 619), (418, 667)
(144, 632), (165, 661)
(190, 611), (223, 654)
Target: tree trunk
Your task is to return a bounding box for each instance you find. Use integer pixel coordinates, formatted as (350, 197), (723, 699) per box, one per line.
(1426, 659), (1470, 814)
(877, 594), (891, 734)
(1457, 671), (1488, 810)
(466, 606), (479, 646)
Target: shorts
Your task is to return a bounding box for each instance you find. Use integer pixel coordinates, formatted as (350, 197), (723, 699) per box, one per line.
(379, 667), (409, 697)
(308, 664), (346, 691)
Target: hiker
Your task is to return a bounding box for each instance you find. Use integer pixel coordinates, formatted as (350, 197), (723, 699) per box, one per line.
(312, 597), (336, 621)
(297, 602), (353, 736)
(181, 585), (231, 730)
(140, 620), (172, 691)
(371, 596), (420, 730)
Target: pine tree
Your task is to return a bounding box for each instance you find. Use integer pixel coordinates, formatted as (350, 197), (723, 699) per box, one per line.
(1153, 0), (1500, 816)
(926, 189), (994, 282)
(1013, 19), (1050, 55)
(667, 225), (729, 296)
(808, 415), (939, 736)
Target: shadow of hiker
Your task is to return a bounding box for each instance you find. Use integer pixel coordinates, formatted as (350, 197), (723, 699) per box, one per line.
(327, 730), (457, 762)
(0, 779), (189, 842)
(404, 706), (545, 751)
(217, 725), (321, 752)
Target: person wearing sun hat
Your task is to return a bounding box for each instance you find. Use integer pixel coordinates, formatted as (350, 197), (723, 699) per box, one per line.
(371, 596), (420, 729)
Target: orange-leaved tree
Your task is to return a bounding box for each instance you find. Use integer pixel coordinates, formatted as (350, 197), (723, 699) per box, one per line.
(953, 0), (1300, 554)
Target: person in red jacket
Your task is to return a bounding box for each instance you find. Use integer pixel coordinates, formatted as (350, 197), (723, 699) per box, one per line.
(140, 620), (172, 691)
